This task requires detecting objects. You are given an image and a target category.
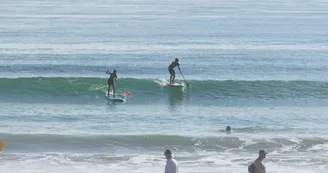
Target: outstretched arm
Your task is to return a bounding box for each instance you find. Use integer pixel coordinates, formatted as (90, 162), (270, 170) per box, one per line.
(106, 70), (110, 74)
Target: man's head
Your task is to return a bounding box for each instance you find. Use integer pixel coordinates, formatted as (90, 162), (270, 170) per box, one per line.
(164, 149), (172, 159)
(259, 150), (267, 159)
(175, 58), (179, 62)
(113, 69), (117, 73)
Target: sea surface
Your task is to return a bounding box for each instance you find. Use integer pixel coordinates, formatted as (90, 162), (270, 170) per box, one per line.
(1, 0), (328, 172)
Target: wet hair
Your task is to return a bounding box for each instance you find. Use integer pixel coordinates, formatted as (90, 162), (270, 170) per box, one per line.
(164, 149), (172, 155)
(226, 126), (231, 132)
(175, 58), (179, 62)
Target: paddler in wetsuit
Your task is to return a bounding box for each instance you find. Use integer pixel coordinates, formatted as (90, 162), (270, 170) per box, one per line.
(168, 58), (181, 84)
(106, 69), (117, 97)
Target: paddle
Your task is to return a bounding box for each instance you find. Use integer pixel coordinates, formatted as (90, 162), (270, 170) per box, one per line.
(115, 79), (131, 97)
(179, 69), (190, 87)
(0, 140), (5, 152)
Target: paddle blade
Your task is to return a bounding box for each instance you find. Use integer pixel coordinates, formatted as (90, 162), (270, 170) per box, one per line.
(0, 140), (5, 152)
(125, 90), (131, 96)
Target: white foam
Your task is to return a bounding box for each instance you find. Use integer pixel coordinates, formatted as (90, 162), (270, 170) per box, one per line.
(154, 78), (169, 87)
(1, 148), (328, 173)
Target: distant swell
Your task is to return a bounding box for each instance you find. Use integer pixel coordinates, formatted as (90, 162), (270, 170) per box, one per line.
(1, 77), (328, 99)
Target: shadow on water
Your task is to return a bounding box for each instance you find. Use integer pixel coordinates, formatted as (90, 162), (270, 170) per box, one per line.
(167, 86), (188, 112)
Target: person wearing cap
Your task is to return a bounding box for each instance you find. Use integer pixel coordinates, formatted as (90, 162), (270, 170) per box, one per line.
(106, 69), (117, 97)
(164, 149), (179, 173)
(168, 58), (181, 84)
(251, 150), (267, 173)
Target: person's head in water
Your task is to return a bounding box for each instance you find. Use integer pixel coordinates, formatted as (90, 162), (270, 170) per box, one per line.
(258, 150), (267, 159)
(175, 58), (179, 62)
(226, 126), (231, 132)
(164, 149), (173, 160)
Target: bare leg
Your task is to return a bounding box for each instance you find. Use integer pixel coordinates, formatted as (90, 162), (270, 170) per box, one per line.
(113, 85), (116, 97)
(170, 75), (173, 84)
(108, 86), (111, 96)
(172, 74), (175, 83)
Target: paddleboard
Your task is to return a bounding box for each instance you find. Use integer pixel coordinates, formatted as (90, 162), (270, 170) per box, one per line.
(0, 140), (5, 152)
(105, 94), (125, 102)
(166, 82), (184, 88)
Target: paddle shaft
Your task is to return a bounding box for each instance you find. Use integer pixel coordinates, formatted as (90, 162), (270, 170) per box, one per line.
(115, 79), (123, 88)
(115, 79), (131, 96)
(179, 69), (189, 86)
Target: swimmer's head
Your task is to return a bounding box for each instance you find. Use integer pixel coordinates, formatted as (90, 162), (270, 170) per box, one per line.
(226, 126), (231, 132)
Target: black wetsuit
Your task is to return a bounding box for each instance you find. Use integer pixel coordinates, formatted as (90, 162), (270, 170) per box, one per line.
(168, 61), (180, 75)
(108, 73), (117, 86)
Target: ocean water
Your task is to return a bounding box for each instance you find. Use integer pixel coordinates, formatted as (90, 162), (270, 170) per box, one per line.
(1, 0), (328, 172)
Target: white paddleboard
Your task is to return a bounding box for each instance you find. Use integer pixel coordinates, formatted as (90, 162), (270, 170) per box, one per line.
(166, 82), (184, 88)
(105, 94), (125, 102)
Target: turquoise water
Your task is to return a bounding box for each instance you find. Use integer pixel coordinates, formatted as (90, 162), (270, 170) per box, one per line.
(1, 0), (328, 173)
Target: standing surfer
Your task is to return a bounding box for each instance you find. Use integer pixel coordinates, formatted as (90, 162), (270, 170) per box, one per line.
(106, 69), (117, 97)
(168, 58), (181, 84)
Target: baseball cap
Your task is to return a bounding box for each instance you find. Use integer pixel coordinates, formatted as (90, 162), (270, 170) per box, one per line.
(259, 150), (268, 154)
